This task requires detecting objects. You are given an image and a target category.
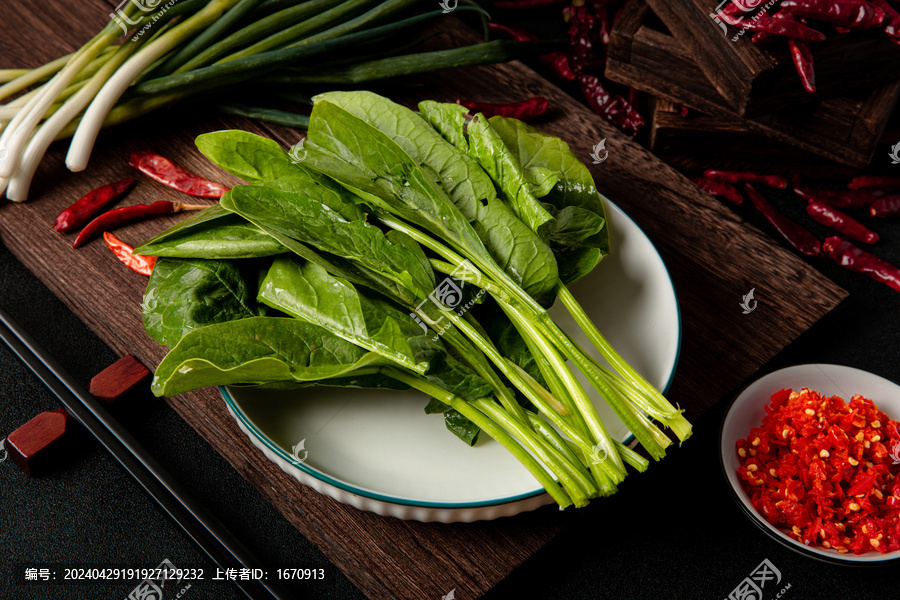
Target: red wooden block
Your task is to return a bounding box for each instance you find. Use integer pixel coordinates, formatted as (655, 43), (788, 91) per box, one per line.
(6, 409), (74, 476)
(88, 355), (150, 404)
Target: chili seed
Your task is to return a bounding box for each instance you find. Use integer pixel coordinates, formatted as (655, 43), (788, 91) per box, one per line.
(871, 434), (881, 442)
(749, 449), (757, 456)
(823, 541), (831, 548)
(871, 420), (881, 428)
(738, 448), (747, 458)
(805, 408), (816, 416)
(849, 457), (859, 466)
(770, 468), (777, 477)
(819, 449), (830, 458)
(871, 538), (881, 549)
(752, 436), (761, 446)
(849, 503), (861, 511)
(747, 464), (758, 472)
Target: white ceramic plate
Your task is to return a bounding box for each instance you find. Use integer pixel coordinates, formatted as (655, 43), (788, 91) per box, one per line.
(223, 200), (681, 522)
(721, 364), (900, 564)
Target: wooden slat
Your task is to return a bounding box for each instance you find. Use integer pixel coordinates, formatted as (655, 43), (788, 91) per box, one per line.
(0, 4), (848, 599)
(607, 0), (900, 168)
(644, 0), (900, 116)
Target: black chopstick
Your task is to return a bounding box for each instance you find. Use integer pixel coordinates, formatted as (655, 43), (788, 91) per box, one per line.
(0, 306), (295, 600)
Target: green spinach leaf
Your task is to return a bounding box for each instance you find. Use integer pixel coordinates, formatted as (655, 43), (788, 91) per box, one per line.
(152, 316), (397, 397)
(143, 257), (265, 348)
(313, 92), (558, 302)
(134, 204), (285, 259)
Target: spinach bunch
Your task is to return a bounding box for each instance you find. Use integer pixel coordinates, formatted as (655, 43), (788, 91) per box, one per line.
(137, 92), (691, 509)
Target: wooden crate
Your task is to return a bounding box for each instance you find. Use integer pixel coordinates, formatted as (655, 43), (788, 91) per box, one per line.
(606, 0), (900, 168)
(642, 0), (900, 116)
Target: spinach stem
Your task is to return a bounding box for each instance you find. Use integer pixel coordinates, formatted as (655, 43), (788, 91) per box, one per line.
(555, 282), (692, 442)
(381, 366), (573, 508)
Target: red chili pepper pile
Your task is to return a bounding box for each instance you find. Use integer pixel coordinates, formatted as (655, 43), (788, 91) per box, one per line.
(692, 168), (900, 293)
(737, 388), (900, 555)
(491, 0), (644, 136)
(717, 0), (897, 93)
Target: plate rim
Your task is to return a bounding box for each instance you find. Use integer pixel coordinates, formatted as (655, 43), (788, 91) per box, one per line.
(222, 198), (683, 511)
(719, 363), (900, 565)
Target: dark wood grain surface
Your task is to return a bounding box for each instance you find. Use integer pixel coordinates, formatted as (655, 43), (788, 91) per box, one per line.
(607, 0), (900, 168)
(645, 0), (900, 116)
(0, 2), (848, 599)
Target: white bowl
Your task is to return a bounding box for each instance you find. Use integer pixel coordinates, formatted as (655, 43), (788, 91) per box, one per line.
(720, 364), (900, 564)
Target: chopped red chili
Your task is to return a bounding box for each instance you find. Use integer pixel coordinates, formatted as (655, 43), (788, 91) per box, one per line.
(73, 200), (208, 248)
(737, 388), (900, 555)
(53, 177), (134, 233)
(103, 232), (157, 277)
(806, 201), (879, 244)
(869, 195), (900, 218)
(457, 97), (550, 121)
(690, 176), (744, 206)
(486, 22), (576, 80)
(823, 236), (900, 292)
(128, 151), (230, 198)
(745, 184), (822, 256)
(704, 170), (789, 190)
(849, 175), (900, 191)
(779, 0), (886, 29)
(793, 177), (882, 208)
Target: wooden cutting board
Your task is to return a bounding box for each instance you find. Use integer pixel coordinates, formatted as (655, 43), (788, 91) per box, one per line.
(0, 3), (847, 599)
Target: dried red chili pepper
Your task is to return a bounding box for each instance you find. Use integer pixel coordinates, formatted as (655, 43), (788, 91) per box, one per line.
(103, 232), (157, 277)
(564, 4), (599, 70)
(792, 177), (881, 208)
(848, 174), (900, 191)
(806, 200), (880, 244)
(53, 177), (134, 233)
(788, 40), (817, 93)
(487, 22), (576, 80)
(779, 0), (885, 29)
(678, 105), (691, 118)
(494, 0), (567, 8)
(873, 0), (900, 41)
(736, 14), (828, 41)
(73, 200), (209, 248)
(578, 73), (644, 137)
(745, 184), (822, 256)
(128, 151), (230, 198)
(704, 170), (789, 189)
(457, 97), (550, 121)
(690, 176), (745, 205)
(869, 195), (900, 217)
(823, 236), (900, 292)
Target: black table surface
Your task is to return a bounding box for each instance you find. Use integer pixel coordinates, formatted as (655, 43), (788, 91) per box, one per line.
(3, 14), (900, 598)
